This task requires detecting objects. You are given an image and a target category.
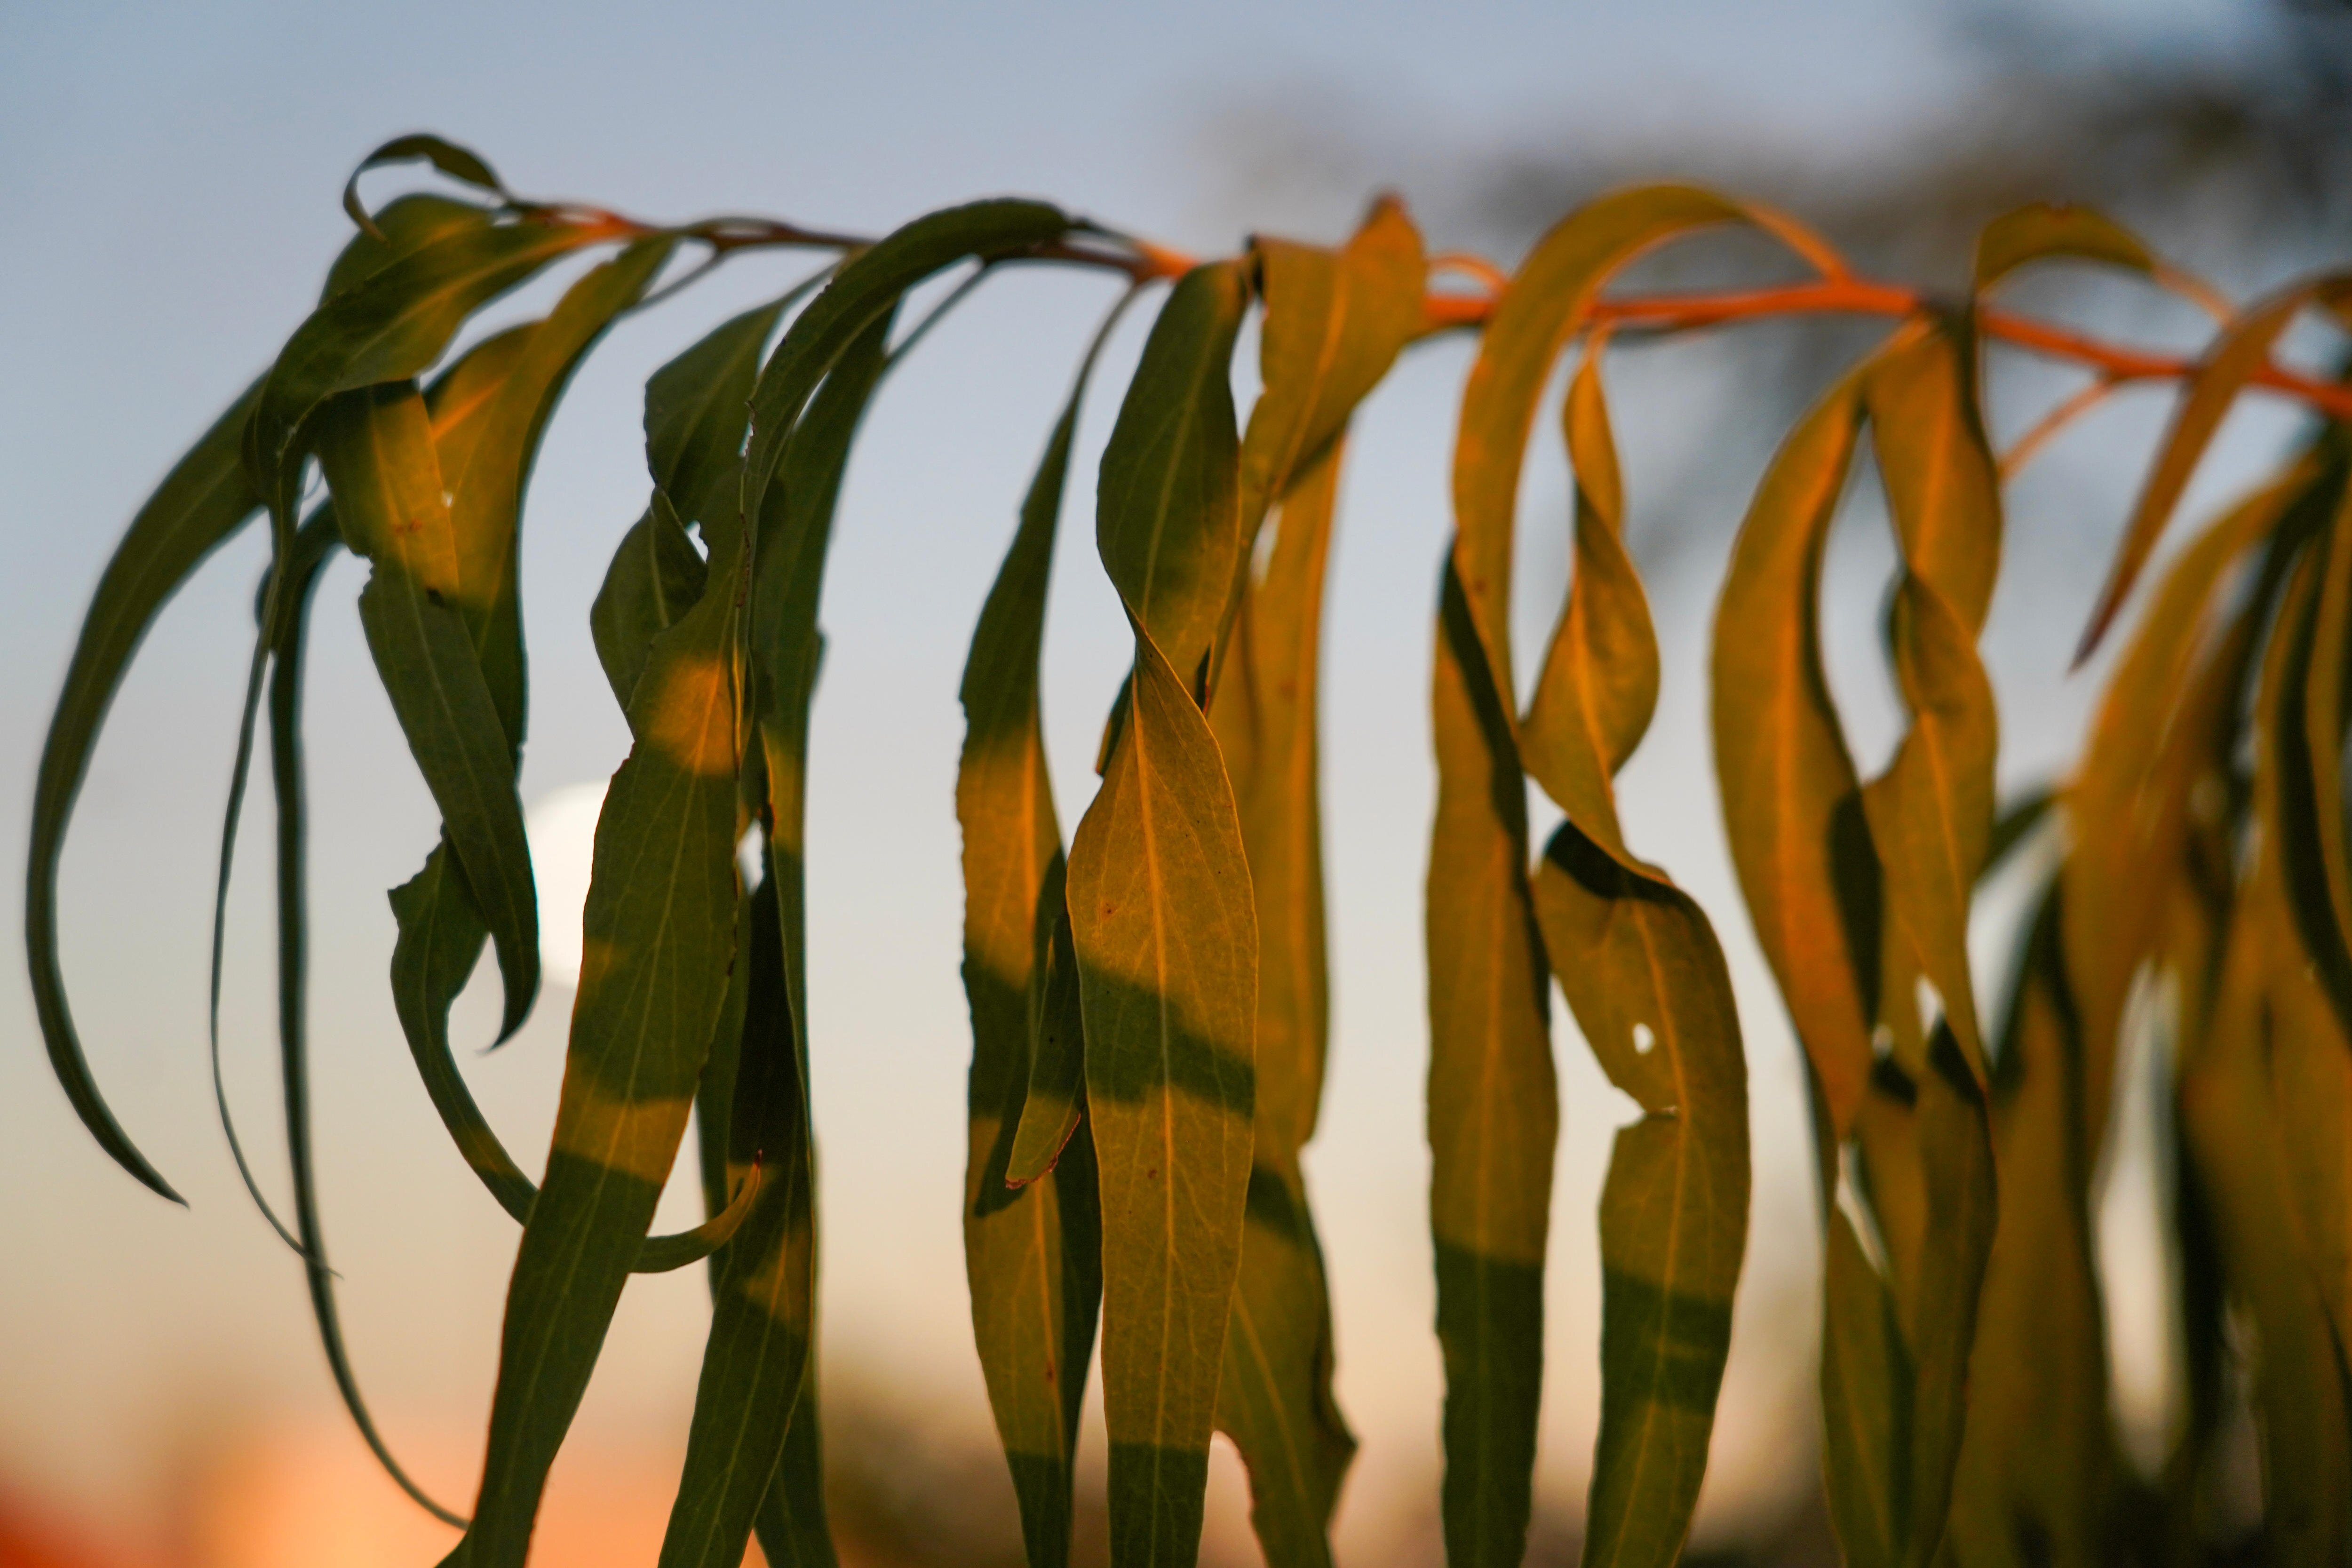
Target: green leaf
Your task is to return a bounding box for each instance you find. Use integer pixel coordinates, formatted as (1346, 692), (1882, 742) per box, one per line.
(349, 241), (674, 1218)
(743, 200), (1071, 535)
(592, 494), (711, 711)
(2077, 277), (2346, 661)
(1096, 263), (1249, 689)
(1070, 259), (1258, 1568)
(660, 301), (897, 1568)
(246, 210), (621, 521)
(316, 384), (542, 1043)
(1071, 629), (1258, 1568)
(599, 283), (817, 717)
(688, 807), (837, 1568)
(343, 133), (512, 240)
(322, 193), (504, 302)
(1427, 563), (1554, 1568)
(32, 196), (512, 1206)
(1971, 201), (2155, 292)
(957, 317), (1116, 1565)
(1709, 367), (1879, 1135)
(659, 861), (821, 1567)
(1516, 349), (1748, 1567)
(447, 527), (743, 1568)
(1208, 442), (1354, 1568)
(645, 294), (795, 556)
(265, 507), (465, 1526)
(28, 374), (264, 1203)
(438, 235), (679, 765)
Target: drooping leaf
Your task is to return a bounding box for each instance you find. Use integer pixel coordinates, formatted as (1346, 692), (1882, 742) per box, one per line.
(2077, 277), (2348, 661)
(957, 312), (1120, 1565)
(1943, 877), (2119, 1563)
(1533, 837), (1748, 1568)
(645, 294), (795, 557)
(595, 284), (814, 720)
(1851, 319), (2004, 1568)
(316, 385), (542, 1045)
(1071, 631), (1257, 1568)
(216, 223), (651, 1254)
(1427, 563), (1554, 1568)
(1199, 198), (1423, 1568)
(1710, 366), (1878, 1135)
(2254, 524), (2352, 1369)
(28, 374), (263, 1203)
(1070, 260), (1258, 1568)
(661, 301), (898, 1568)
(344, 133), (512, 239)
(2177, 841), (2352, 1563)
(592, 494), (711, 711)
(2275, 481), (2352, 1043)
(1208, 442), (1354, 1568)
(660, 852), (821, 1567)
(742, 201), (1072, 535)
(1820, 1206), (1910, 1568)
(385, 262), (801, 1245)
(1857, 316), (2002, 1085)
(1514, 349), (1749, 1568)
(320, 193), (506, 303)
(56, 206), (487, 1219)
(1454, 184), (1824, 710)
(1095, 262), (1248, 690)
(2063, 461), (2326, 1157)
(264, 507), (465, 1526)
(1901, 1035), (1999, 1568)
(437, 235), (679, 767)
(246, 210), (626, 525)
(447, 532), (743, 1568)
(1236, 198), (1425, 534)
(383, 237), (677, 1087)
(1429, 188), (1793, 1568)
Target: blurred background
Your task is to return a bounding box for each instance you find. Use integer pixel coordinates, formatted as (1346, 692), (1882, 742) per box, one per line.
(4, 0), (2350, 1562)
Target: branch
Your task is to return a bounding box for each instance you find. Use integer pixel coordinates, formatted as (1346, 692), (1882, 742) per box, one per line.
(588, 205), (2352, 426)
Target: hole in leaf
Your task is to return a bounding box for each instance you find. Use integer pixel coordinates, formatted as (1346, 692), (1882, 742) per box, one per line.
(1632, 1022), (1655, 1055)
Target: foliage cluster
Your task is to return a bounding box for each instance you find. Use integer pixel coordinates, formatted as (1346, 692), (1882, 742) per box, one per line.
(29, 137), (2352, 1566)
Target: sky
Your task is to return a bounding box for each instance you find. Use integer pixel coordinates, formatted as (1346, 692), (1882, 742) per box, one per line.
(0, 0), (2292, 1562)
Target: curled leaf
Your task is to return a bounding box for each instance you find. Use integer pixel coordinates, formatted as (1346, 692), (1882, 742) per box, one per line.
(344, 133), (512, 239)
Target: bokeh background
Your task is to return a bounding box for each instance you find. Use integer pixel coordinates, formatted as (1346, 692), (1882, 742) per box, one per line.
(4, 1), (2349, 1562)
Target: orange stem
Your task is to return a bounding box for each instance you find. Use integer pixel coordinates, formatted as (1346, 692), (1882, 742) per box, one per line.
(589, 208), (2352, 425)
